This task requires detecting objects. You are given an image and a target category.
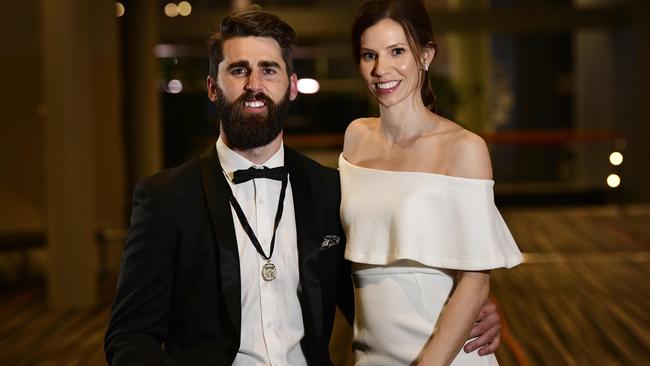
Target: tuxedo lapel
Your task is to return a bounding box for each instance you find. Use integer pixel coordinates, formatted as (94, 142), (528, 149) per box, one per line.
(199, 147), (241, 339)
(285, 148), (323, 349)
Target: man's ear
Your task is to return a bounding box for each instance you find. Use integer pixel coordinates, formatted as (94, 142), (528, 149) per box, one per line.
(289, 73), (298, 101)
(207, 76), (218, 102)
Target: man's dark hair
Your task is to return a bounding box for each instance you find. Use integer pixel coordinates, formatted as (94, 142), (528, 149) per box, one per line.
(208, 10), (297, 79)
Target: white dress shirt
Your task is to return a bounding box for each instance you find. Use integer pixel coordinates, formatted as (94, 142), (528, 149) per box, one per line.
(216, 138), (307, 366)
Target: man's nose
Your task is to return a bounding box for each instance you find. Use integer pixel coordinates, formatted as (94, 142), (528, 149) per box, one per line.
(245, 71), (263, 92)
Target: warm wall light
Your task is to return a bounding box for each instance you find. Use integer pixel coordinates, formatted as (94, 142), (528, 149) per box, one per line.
(178, 1), (192, 16)
(297, 78), (320, 94)
(609, 152), (623, 166)
(115, 2), (125, 17)
(167, 79), (183, 94)
(164, 3), (179, 17)
(607, 174), (621, 188)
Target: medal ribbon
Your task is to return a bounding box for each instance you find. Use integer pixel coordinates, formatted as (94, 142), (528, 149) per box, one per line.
(224, 168), (288, 263)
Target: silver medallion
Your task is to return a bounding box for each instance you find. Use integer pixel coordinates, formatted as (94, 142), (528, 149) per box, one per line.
(262, 261), (277, 281)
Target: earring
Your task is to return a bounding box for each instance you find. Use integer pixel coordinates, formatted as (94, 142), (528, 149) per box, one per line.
(424, 64), (429, 71)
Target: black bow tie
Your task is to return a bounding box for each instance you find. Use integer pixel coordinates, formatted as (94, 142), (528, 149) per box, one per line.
(232, 166), (288, 184)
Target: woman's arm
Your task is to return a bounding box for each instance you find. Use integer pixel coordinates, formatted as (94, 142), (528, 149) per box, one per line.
(413, 123), (496, 365)
(416, 270), (490, 366)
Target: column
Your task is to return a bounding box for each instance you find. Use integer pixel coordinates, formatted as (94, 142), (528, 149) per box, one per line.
(446, 0), (491, 133)
(123, 0), (163, 189)
(41, 0), (97, 307)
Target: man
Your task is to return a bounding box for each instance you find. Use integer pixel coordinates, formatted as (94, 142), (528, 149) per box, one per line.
(105, 10), (501, 366)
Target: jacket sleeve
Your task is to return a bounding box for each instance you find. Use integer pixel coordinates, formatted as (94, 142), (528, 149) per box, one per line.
(104, 181), (179, 366)
(336, 247), (354, 325)
(333, 171), (355, 325)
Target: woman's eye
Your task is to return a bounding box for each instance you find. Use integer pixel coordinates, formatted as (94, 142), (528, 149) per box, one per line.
(361, 52), (376, 61)
(392, 48), (405, 56)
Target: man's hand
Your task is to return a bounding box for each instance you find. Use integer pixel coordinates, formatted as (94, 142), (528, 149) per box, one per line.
(464, 299), (501, 355)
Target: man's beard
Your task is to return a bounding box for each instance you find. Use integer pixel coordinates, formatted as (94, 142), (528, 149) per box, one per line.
(215, 86), (291, 150)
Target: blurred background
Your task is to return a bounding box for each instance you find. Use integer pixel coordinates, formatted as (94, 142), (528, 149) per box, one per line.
(1, 0), (649, 364)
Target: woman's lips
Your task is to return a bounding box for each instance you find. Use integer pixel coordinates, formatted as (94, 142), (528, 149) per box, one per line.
(374, 80), (401, 94)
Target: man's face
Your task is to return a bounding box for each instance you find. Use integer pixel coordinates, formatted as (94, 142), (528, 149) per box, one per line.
(207, 36), (298, 150)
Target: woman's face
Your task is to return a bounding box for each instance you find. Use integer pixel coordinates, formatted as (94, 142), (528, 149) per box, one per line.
(358, 18), (423, 108)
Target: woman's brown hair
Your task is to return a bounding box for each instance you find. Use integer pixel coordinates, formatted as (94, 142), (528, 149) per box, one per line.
(352, 0), (437, 111)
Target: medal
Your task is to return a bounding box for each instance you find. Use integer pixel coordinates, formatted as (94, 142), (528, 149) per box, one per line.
(262, 261), (277, 281)
(225, 169), (289, 284)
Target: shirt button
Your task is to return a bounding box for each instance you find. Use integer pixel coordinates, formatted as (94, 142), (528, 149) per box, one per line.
(258, 199), (264, 204)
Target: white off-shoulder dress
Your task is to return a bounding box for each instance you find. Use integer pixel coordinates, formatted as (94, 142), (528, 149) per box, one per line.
(339, 154), (522, 366)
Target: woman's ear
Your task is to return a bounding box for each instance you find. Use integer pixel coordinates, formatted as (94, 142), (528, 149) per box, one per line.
(422, 42), (437, 70)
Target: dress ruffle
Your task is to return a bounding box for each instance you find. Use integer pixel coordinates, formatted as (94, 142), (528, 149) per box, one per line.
(340, 154), (522, 271)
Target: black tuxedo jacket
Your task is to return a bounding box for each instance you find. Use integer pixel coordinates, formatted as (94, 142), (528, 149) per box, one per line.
(105, 146), (353, 365)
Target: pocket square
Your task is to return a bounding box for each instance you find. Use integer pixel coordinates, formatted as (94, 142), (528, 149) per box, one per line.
(320, 235), (340, 250)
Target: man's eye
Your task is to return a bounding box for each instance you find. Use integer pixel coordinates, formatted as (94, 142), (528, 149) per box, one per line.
(231, 68), (247, 76)
(361, 52), (376, 61)
(262, 68), (276, 75)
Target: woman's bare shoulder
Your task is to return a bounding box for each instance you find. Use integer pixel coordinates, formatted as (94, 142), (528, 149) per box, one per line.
(345, 117), (377, 136)
(343, 117), (378, 155)
(444, 126), (493, 180)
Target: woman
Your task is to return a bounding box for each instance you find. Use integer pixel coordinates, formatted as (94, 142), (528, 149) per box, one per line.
(339, 0), (523, 365)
